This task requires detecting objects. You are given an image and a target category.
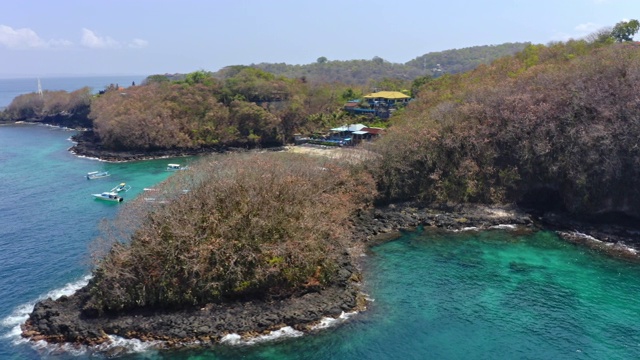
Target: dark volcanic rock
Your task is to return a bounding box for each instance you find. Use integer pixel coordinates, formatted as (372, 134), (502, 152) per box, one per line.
(22, 197), (640, 350)
(21, 252), (363, 347)
(69, 131), (227, 162)
(351, 202), (534, 245)
(69, 131), (286, 162)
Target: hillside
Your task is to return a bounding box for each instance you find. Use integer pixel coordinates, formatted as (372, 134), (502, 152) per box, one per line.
(370, 40), (640, 220)
(226, 42), (528, 86)
(405, 42), (529, 75)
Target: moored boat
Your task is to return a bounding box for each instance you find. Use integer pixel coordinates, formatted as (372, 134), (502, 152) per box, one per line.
(92, 192), (123, 202)
(111, 182), (131, 193)
(86, 171), (110, 180)
(166, 163), (188, 171)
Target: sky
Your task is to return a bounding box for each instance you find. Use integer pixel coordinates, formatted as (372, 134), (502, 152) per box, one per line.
(0, 0), (637, 78)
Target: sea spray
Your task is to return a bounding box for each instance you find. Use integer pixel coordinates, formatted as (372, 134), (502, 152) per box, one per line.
(1, 275), (91, 345)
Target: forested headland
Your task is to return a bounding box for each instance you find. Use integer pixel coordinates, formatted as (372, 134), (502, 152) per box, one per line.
(371, 39), (640, 220)
(19, 20), (640, 346)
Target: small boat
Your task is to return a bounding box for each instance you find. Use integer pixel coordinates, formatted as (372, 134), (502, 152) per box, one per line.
(166, 163), (188, 171)
(92, 192), (123, 202)
(86, 171), (110, 180)
(111, 182), (131, 193)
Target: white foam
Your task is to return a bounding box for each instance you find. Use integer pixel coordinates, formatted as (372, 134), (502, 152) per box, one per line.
(490, 224), (517, 230)
(32, 339), (88, 357)
(453, 226), (479, 232)
(570, 231), (603, 243)
(561, 231), (639, 255)
(221, 326), (303, 346)
(245, 326), (303, 344)
(95, 335), (163, 354)
(310, 311), (358, 330)
(70, 152), (107, 162)
(1, 274), (92, 345)
(19, 330), (163, 357)
(220, 333), (242, 345)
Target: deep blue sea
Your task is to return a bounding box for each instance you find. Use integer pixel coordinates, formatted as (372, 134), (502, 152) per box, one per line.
(0, 76), (147, 109)
(1, 124), (640, 359)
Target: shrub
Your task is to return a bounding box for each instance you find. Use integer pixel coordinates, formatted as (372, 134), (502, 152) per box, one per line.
(87, 152), (375, 313)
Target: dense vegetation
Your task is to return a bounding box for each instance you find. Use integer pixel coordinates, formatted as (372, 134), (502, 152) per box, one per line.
(370, 40), (640, 218)
(405, 43), (529, 76)
(7, 22), (640, 318)
(248, 58), (423, 86)
(1, 87), (92, 126)
(89, 67), (380, 151)
(247, 43), (528, 85)
(86, 153), (375, 313)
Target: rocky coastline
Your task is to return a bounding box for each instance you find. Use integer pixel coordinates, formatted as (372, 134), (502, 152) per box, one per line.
(19, 131), (640, 353)
(20, 202), (536, 350)
(69, 130), (227, 162)
(20, 199), (640, 352)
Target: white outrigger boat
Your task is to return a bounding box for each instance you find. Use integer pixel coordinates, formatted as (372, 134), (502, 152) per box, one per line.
(92, 191), (123, 202)
(166, 163), (188, 171)
(86, 171), (110, 180)
(111, 182), (131, 193)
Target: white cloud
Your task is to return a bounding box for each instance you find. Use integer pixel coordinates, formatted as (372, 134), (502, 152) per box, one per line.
(81, 28), (120, 49)
(81, 28), (148, 49)
(550, 22), (608, 42)
(129, 38), (149, 48)
(0, 24), (71, 49)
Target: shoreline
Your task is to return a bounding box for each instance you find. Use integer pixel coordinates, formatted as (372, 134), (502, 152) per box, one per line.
(19, 201), (640, 353)
(17, 125), (640, 353)
(20, 202), (537, 351)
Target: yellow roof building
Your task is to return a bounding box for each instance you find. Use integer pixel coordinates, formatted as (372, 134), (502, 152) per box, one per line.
(363, 91), (410, 99)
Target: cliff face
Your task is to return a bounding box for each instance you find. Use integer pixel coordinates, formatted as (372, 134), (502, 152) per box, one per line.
(1, 107), (92, 129)
(40, 108), (92, 129)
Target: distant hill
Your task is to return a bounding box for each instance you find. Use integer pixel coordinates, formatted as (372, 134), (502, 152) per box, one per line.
(235, 42), (529, 85)
(405, 42), (529, 75)
(246, 59), (424, 86)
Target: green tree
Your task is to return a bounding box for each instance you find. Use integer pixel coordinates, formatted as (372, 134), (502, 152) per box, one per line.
(372, 56), (385, 65)
(143, 74), (170, 85)
(317, 56), (328, 64)
(611, 19), (640, 42)
(184, 70), (214, 86)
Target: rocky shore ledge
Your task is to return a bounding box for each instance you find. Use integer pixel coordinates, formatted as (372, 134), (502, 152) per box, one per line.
(20, 201), (640, 351)
(20, 203), (535, 349)
(21, 133), (640, 351)
(69, 131), (286, 162)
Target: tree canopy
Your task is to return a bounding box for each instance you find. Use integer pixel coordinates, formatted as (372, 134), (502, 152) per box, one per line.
(611, 19), (640, 42)
(87, 152), (375, 313)
(370, 40), (640, 219)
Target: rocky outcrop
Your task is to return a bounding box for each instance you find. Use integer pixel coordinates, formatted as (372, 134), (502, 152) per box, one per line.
(22, 199), (640, 350)
(21, 202), (533, 348)
(351, 202), (534, 245)
(22, 252), (363, 347)
(69, 131), (226, 162)
(69, 131), (287, 162)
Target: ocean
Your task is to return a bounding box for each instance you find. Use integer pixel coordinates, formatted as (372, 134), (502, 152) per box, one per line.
(1, 124), (640, 359)
(0, 76), (148, 109)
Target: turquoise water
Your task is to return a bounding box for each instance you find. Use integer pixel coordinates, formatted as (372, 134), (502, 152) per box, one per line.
(0, 124), (191, 359)
(1, 124), (640, 359)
